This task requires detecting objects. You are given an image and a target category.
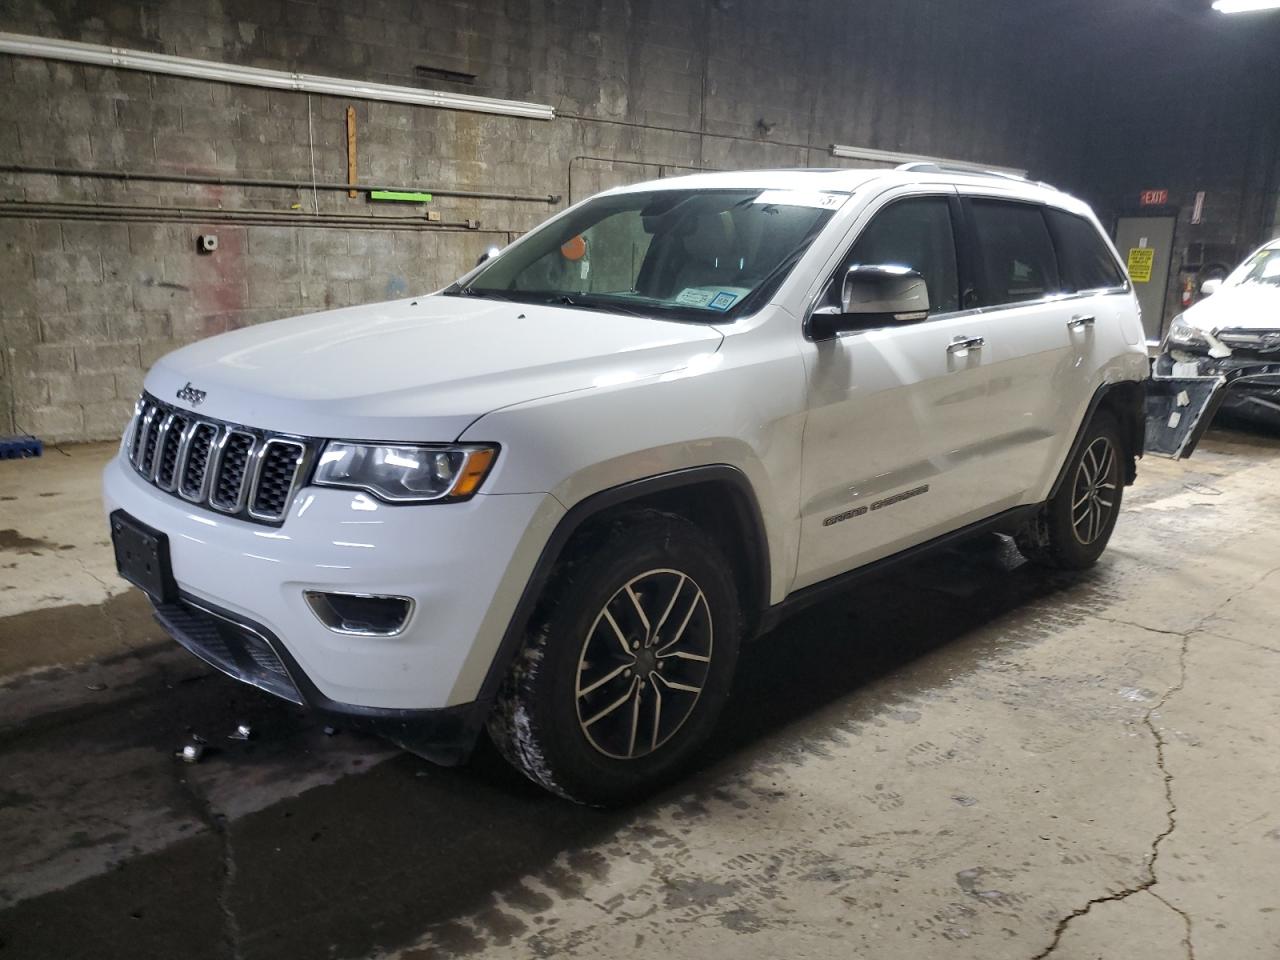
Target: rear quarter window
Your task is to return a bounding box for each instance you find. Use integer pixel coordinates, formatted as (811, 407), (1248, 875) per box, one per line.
(1045, 208), (1126, 293)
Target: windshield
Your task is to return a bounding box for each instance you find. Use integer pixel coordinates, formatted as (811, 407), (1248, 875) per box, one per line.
(1226, 246), (1280, 288)
(445, 188), (844, 322)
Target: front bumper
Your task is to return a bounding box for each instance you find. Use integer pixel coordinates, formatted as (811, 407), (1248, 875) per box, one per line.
(151, 592), (483, 763)
(103, 452), (564, 715)
(1155, 351), (1280, 429)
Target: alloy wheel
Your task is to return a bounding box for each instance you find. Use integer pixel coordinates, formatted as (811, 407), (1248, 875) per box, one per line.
(574, 568), (713, 760)
(1071, 436), (1118, 545)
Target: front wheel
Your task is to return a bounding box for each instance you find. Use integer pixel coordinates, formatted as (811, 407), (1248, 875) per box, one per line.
(487, 510), (741, 805)
(1017, 411), (1125, 569)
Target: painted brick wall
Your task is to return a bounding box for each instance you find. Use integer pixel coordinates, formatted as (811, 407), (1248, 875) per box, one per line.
(0, 0), (1113, 441)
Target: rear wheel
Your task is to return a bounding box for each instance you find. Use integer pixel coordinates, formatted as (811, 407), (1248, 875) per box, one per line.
(487, 510), (740, 805)
(1017, 412), (1125, 569)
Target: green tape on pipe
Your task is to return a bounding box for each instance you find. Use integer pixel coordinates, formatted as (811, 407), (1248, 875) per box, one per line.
(369, 190), (433, 202)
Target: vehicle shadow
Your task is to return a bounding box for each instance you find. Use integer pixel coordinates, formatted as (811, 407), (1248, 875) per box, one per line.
(2, 538), (1098, 960)
(240, 538), (1092, 959)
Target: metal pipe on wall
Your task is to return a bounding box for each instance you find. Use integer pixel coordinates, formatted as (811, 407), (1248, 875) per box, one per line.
(0, 201), (510, 233)
(0, 164), (561, 205)
(566, 155), (710, 205)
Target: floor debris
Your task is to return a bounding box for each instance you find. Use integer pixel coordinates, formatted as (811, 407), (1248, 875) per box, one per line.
(176, 743), (204, 763)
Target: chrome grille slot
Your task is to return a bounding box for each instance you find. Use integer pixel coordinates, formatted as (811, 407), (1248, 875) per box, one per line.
(126, 393), (313, 527)
(138, 405), (163, 476)
(180, 423), (219, 500)
(155, 414), (189, 490)
(127, 400), (151, 464)
(210, 432), (256, 511)
(250, 440), (305, 521)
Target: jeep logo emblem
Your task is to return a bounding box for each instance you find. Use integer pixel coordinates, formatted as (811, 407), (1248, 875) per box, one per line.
(176, 382), (207, 406)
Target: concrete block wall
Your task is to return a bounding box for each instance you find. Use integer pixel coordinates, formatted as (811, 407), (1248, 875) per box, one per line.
(0, 219), (498, 440)
(0, 0), (1089, 442)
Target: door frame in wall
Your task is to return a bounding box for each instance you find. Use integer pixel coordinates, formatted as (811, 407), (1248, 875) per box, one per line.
(1112, 211), (1178, 344)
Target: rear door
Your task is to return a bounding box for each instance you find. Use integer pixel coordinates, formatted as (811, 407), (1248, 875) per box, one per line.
(953, 196), (1088, 506)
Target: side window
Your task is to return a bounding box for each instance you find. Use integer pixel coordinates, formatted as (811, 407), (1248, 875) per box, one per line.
(969, 200), (1061, 305)
(836, 196), (960, 314)
(1044, 208), (1126, 292)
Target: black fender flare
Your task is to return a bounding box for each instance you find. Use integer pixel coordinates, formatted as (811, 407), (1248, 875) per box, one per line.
(473, 464), (772, 710)
(1048, 379), (1146, 500)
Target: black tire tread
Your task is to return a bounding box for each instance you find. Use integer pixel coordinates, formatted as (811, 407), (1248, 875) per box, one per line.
(486, 508), (739, 805)
(1017, 410), (1124, 570)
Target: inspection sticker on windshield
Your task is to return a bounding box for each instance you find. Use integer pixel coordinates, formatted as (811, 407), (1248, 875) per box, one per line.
(675, 288), (715, 307)
(675, 287), (743, 310)
(754, 190), (846, 210)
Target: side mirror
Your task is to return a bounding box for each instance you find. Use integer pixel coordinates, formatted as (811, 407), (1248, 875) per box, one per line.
(1199, 278), (1222, 296)
(810, 265), (931, 341)
(475, 246), (501, 267)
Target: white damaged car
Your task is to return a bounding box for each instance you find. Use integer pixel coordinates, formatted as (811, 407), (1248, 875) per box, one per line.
(1155, 238), (1280, 433)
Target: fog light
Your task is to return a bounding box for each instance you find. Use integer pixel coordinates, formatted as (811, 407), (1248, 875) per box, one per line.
(305, 591), (414, 636)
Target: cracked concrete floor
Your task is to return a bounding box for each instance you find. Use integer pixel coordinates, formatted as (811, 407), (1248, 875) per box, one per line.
(1, 432), (1279, 960)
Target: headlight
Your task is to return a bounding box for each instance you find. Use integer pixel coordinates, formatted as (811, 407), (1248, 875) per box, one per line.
(313, 442), (498, 503)
(1165, 315), (1207, 348)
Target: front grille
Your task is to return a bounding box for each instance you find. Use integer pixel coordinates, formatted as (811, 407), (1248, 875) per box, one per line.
(1216, 328), (1280, 356)
(126, 394), (314, 526)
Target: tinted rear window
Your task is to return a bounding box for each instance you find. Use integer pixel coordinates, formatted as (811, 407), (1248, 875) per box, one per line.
(969, 200), (1061, 306)
(1045, 209), (1125, 292)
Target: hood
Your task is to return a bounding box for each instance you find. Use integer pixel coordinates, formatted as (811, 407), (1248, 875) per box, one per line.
(1181, 283), (1280, 333)
(145, 295), (724, 441)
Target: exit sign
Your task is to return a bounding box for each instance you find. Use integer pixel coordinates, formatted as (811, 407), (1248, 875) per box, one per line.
(1140, 189), (1169, 206)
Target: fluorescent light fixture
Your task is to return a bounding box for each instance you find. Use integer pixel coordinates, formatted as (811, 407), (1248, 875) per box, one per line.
(1212, 0), (1280, 11)
(830, 143), (1027, 178)
(0, 31), (555, 120)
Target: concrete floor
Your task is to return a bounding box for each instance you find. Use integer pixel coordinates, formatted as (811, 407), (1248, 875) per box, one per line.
(1, 432), (1279, 960)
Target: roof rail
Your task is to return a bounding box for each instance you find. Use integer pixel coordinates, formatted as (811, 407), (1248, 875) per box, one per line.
(895, 161), (1028, 181)
(895, 161), (1060, 193)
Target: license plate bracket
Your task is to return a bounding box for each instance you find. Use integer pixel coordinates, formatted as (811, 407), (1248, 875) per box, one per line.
(110, 510), (178, 603)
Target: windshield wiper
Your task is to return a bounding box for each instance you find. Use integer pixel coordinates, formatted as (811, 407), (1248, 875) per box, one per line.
(544, 294), (657, 319)
(442, 285), (519, 302)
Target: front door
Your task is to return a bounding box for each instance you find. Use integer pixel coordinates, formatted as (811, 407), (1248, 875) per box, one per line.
(1114, 215), (1175, 343)
(795, 191), (995, 589)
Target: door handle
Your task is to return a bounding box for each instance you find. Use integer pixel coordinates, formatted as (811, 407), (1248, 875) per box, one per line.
(947, 335), (984, 353)
(1067, 314), (1096, 330)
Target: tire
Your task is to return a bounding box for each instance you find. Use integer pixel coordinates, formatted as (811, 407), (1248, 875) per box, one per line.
(486, 509), (741, 805)
(1016, 411), (1125, 570)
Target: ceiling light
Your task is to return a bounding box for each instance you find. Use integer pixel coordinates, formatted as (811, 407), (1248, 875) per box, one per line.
(1211, 0), (1280, 13)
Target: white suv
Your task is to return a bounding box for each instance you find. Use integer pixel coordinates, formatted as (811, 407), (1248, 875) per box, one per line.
(105, 165), (1153, 803)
